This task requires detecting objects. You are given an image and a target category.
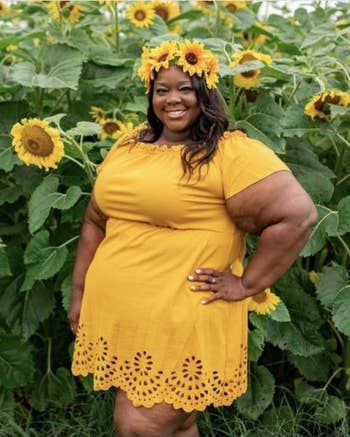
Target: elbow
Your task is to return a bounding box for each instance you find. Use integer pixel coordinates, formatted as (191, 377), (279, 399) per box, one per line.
(294, 199), (318, 232)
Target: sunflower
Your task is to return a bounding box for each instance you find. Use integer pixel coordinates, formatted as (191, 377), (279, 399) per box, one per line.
(89, 106), (105, 122)
(46, 1), (83, 23)
(150, 40), (177, 73)
(223, 1), (247, 13)
(10, 118), (64, 171)
(177, 40), (210, 77)
(0, 1), (9, 15)
(126, 2), (155, 28)
(152, 0), (179, 22)
(230, 50), (271, 89)
(195, 1), (215, 15)
(304, 90), (350, 120)
(247, 288), (280, 315)
(241, 22), (268, 48)
(204, 54), (219, 89)
(309, 271), (320, 285)
(99, 118), (133, 140)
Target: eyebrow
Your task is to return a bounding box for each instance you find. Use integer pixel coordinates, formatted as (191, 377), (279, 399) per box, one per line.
(155, 80), (192, 86)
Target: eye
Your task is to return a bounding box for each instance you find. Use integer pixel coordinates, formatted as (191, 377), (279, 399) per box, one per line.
(155, 88), (167, 95)
(180, 86), (193, 93)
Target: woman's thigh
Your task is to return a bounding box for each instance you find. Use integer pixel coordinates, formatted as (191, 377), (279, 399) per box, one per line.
(114, 389), (198, 437)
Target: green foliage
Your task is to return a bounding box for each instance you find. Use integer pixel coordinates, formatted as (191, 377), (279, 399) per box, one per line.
(0, 0), (349, 430)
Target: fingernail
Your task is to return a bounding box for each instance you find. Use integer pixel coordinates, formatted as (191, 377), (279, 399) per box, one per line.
(190, 286), (196, 290)
(201, 299), (206, 304)
(188, 275), (195, 280)
(195, 269), (201, 274)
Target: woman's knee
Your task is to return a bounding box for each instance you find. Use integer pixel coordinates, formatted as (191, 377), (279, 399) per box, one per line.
(114, 390), (196, 437)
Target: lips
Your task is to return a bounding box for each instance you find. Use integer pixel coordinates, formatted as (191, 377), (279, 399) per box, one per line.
(165, 109), (187, 119)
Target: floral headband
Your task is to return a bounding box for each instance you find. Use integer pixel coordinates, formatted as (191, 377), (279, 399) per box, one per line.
(137, 40), (219, 93)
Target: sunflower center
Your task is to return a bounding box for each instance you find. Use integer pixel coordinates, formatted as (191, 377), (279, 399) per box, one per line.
(22, 126), (54, 157)
(104, 122), (120, 135)
(252, 291), (268, 303)
(59, 1), (69, 8)
(155, 5), (169, 21)
(158, 53), (169, 62)
(226, 3), (237, 13)
(185, 52), (198, 65)
(239, 53), (259, 78)
(135, 10), (146, 21)
(314, 94), (341, 112)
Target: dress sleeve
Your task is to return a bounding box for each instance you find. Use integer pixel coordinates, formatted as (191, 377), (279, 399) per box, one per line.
(220, 131), (290, 199)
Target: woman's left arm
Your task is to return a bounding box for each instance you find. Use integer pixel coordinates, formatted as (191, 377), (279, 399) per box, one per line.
(189, 171), (318, 303)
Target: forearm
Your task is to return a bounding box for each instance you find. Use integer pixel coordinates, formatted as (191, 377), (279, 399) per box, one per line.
(71, 222), (105, 295)
(241, 218), (312, 296)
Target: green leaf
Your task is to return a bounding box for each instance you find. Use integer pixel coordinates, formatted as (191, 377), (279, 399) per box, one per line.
(337, 196), (350, 235)
(296, 380), (323, 405)
(301, 206), (338, 257)
(288, 352), (331, 382)
(248, 329), (265, 362)
(0, 186), (22, 206)
(268, 299), (291, 322)
(297, 173), (334, 203)
(61, 274), (72, 313)
(44, 113), (67, 127)
(314, 395), (347, 425)
(66, 122), (101, 137)
(0, 245), (11, 278)
(236, 114), (286, 153)
(316, 263), (348, 309)
(236, 365), (274, 420)
(0, 387), (15, 417)
(21, 283), (55, 340)
(0, 135), (20, 172)
(265, 319), (324, 357)
(23, 231), (68, 283)
(281, 105), (325, 137)
(0, 336), (34, 388)
(88, 46), (134, 67)
(9, 45), (84, 89)
(300, 23), (336, 49)
(28, 176), (59, 234)
(30, 367), (76, 411)
(332, 286), (350, 336)
(53, 186), (82, 210)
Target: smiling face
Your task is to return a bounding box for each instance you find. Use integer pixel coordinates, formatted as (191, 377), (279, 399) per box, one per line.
(151, 65), (201, 145)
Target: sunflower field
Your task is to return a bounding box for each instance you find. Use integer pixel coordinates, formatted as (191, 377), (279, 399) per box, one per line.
(0, 0), (350, 435)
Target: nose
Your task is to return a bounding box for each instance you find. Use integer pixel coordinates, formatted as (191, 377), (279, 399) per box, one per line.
(166, 90), (181, 104)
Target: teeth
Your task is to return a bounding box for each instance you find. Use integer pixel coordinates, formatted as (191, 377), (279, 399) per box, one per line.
(167, 110), (185, 116)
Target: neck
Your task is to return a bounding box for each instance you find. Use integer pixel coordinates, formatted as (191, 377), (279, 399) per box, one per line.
(156, 127), (191, 145)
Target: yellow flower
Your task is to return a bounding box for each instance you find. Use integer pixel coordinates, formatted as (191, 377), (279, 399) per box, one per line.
(89, 106), (105, 122)
(10, 118), (64, 171)
(6, 45), (18, 52)
(0, 1), (9, 15)
(177, 40), (210, 77)
(309, 271), (320, 285)
(152, 0), (179, 22)
(33, 38), (41, 47)
(46, 1), (83, 23)
(204, 54), (219, 89)
(223, 1), (247, 13)
(304, 90), (350, 120)
(126, 2), (155, 28)
(195, 0), (215, 15)
(99, 118), (133, 140)
(230, 50), (271, 89)
(247, 288), (280, 315)
(149, 40), (177, 73)
(241, 22), (268, 48)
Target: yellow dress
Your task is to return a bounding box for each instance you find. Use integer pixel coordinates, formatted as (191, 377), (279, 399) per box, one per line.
(71, 128), (289, 412)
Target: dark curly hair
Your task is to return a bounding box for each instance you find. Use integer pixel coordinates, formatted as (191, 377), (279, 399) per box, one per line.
(136, 73), (229, 175)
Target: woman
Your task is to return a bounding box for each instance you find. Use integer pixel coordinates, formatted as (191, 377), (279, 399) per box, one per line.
(70, 40), (317, 437)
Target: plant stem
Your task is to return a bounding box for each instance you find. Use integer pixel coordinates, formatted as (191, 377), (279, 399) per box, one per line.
(322, 367), (344, 392)
(114, 1), (120, 51)
(58, 235), (79, 248)
(47, 336), (52, 374)
(337, 235), (350, 260)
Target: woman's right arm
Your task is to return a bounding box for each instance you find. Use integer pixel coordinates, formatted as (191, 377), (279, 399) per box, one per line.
(69, 194), (107, 334)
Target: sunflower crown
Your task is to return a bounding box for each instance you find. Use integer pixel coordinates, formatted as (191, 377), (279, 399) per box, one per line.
(137, 40), (219, 93)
